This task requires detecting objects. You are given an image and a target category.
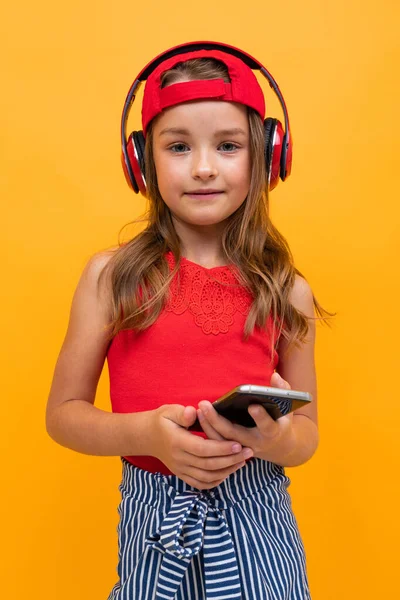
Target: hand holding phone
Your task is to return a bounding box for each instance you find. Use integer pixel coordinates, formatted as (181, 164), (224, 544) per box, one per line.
(189, 384), (312, 431)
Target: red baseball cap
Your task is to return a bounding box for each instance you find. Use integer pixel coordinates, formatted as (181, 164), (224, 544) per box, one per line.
(141, 49), (266, 137)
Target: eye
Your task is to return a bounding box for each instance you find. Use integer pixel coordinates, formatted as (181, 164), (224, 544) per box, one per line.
(219, 142), (239, 152)
(169, 143), (189, 153)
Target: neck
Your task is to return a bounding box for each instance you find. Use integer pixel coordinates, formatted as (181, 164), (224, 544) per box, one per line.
(171, 216), (227, 267)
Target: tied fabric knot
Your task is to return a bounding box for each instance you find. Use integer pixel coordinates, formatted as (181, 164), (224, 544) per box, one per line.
(150, 490), (209, 559)
(146, 489), (242, 599)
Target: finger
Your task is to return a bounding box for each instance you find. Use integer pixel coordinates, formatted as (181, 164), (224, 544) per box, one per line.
(162, 404), (198, 428)
(182, 461), (246, 488)
(270, 372), (291, 389)
(185, 433), (244, 458)
(182, 405), (198, 426)
(198, 409), (225, 441)
(185, 447), (253, 471)
(198, 401), (253, 446)
(248, 404), (279, 436)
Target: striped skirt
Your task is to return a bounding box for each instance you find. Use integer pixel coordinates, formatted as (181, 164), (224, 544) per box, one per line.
(107, 457), (311, 599)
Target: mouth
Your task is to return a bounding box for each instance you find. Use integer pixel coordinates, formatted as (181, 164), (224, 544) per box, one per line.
(185, 191), (224, 198)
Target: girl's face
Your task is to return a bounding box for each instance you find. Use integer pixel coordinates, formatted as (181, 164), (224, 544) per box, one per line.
(152, 99), (251, 236)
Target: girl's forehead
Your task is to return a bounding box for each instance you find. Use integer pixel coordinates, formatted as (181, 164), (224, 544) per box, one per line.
(152, 100), (249, 135)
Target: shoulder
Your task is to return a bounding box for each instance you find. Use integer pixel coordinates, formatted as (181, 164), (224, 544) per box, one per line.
(83, 245), (120, 280)
(288, 274), (314, 319)
(78, 246), (120, 314)
(277, 275), (316, 349)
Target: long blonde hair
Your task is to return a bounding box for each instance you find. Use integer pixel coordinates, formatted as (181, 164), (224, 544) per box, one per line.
(99, 57), (334, 357)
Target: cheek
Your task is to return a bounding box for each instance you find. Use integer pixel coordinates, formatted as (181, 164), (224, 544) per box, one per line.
(156, 158), (183, 191)
(229, 156), (251, 190)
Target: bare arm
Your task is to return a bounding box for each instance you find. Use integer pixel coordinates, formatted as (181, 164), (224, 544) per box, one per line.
(196, 275), (319, 468)
(45, 249), (148, 457)
(47, 399), (157, 457)
(45, 251), (251, 488)
(274, 274), (319, 465)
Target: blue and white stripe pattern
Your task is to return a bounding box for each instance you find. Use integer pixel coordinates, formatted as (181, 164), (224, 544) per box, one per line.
(107, 457), (311, 599)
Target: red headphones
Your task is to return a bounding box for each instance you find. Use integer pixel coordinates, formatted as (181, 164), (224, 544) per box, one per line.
(121, 41), (292, 195)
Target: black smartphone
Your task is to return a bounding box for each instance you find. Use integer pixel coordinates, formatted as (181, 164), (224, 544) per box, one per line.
(189, 384), (312, 430)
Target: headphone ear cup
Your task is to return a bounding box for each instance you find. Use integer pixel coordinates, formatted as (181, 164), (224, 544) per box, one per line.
(264, 118), (281, 191)
(124, 131), (147, 195)
(132, 131), (147, 195)
(134, 131), (146, 173)
(121, 134), (138, 193)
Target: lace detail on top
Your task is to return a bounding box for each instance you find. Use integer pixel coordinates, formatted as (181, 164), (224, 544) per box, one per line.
(164, 251), (253, 335)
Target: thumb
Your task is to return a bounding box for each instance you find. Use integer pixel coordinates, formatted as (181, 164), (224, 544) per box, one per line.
(171, 405), (197, 428)
(270, 371), (291, 390)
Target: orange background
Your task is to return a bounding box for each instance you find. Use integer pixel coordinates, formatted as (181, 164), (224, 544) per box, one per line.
(1, 1), (399, 598)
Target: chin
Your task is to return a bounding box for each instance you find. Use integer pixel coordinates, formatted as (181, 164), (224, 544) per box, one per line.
(186, 214), (230, 227)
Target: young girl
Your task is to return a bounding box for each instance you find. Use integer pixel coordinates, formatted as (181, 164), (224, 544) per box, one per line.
(46, 41), (332, 599)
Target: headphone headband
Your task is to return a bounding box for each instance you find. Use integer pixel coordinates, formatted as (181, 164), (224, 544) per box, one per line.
(138, 41), (261, 79)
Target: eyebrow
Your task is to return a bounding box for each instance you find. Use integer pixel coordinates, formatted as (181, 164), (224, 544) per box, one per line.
(158, 127), (247, 137)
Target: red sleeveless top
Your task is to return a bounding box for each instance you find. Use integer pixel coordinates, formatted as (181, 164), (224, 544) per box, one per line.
(106, 251), (279, 474)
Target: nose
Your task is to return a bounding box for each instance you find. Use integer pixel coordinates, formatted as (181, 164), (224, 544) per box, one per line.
(191, 149), (218, 180)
